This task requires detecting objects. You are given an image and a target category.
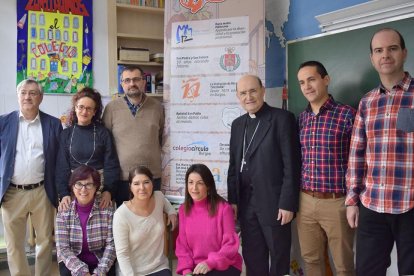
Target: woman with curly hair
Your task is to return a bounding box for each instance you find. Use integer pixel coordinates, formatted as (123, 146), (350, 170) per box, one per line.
(56, 87), (120, 211)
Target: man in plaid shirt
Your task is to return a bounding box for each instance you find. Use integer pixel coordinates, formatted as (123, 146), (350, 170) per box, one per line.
(345, 28), (414, 275)
(297, 61), (356, 276)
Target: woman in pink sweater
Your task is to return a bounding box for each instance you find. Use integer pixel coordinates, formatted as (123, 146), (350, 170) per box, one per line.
(176, 164), (243, 276)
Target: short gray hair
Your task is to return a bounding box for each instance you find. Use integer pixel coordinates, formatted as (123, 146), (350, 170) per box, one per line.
(16, 79), (43, 94)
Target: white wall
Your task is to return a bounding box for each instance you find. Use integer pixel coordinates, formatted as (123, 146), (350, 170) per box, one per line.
(0, 1), (110, 118)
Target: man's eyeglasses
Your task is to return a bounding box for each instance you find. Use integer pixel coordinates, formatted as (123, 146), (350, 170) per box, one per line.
(19, 90), (40, 97)
(121, 77), (145, 84)
(74, 182), (95, 190)
(76, 105), (95, 113)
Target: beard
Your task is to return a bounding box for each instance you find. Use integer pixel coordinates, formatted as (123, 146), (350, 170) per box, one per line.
(125, 85), (144, 99)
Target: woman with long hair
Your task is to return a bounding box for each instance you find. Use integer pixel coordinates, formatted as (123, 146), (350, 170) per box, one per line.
(176, 163), (243, 276)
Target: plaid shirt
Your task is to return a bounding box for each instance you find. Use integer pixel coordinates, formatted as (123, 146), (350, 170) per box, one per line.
(345, 73), (414, 214)
(124, 95), (143, 116)
(56, 198), (116, 275)
(299, 96), (355, 193)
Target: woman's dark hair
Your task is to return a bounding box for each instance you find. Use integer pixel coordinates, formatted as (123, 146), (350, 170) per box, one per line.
(184, 163), (224, 216)
(69, 165), (101, 194)
(66, 87), (103, 126)
(128, 166), (154, 199)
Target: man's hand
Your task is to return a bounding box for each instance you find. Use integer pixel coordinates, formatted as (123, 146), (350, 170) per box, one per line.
(277, 209), (294, 225)
(346, 205), (359, 228)
(99, 191), (112, 209)
(58, 196), (71, 212)
(193, 262), (211, 275)
(231, 204), (238, 221)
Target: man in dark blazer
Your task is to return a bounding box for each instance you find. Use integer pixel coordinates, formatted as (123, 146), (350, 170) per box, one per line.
(228, 75), (301, 276)
(0, 79), (62, 275)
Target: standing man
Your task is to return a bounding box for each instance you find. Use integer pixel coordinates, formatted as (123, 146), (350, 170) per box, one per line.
(297, 61), (355, 276)
(346, 28), (414, 275)
(0, 79), (62, 275)
(103, 65), (164, 207)
(227, 75), (301, 276)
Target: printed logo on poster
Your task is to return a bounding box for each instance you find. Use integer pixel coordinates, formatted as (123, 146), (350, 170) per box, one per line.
(172, 141), (211, 156)
(221, 107), (240, 129)
(220, 47), (240, 72)
(176, 24), (193, 44)
(182, 77), (200, 101)
(180, 0), (226, 14)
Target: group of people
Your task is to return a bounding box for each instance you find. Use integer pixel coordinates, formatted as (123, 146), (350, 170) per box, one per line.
(0, 27), (413, 276)
(227, 27), (414, 276)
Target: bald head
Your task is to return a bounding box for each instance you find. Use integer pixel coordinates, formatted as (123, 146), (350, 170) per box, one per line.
(236, 75), (265, 114)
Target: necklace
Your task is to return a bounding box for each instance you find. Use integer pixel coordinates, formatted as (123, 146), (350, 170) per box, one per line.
(69, 124), (96, 165)
(240, 120), (260, 172)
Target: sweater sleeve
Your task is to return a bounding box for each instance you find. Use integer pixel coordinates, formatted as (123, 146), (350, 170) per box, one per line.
(55, 210), (89, 275)
(175, 206), (194, 275)
(204, 203), (240, 271)
(55, 129), (72, 198)
(101, 126), (120, 197)
(113, 207), (134, 275)
(163, 195), (176, 215)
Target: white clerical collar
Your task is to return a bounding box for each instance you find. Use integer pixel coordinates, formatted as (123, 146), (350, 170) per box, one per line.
(249, 113), (256, 118)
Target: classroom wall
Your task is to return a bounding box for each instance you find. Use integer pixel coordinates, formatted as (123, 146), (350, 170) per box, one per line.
(0, 0), (110, 118)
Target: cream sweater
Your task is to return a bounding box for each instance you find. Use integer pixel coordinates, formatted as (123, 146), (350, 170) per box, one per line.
(103, 96), (164, 179)
(113, 191), (176, 275)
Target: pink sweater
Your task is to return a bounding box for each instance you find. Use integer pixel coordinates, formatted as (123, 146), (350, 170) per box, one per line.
(175, 198), (243, 275)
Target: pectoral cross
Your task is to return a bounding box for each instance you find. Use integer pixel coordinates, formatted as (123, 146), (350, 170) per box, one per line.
(240, 158), (247, 173)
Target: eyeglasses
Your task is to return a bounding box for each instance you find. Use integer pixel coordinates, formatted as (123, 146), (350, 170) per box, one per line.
(238, 88), (260, 99)
(76, 105), (95, 113)
(19, 90), (40, 97)
(74, 182), (95, 190)
(121, 77), (145, 84)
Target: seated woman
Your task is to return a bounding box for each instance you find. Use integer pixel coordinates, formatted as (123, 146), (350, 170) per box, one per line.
(176, 164), (243, 276)
(56, 165), (116, 276)
(56, 87), (120, 211)
(113, 166), (177, 276)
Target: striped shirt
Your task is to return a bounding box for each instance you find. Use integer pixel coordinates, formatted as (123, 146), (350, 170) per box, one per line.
(299, 96), (355, 193)
(345, 73), (414, 214)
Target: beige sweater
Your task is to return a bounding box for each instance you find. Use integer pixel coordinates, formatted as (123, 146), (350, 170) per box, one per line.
(102, 96), (164, 179)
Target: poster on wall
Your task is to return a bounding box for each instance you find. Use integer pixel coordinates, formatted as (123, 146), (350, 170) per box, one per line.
(16, 0), (93, 93)
(162, 0), (266, 201)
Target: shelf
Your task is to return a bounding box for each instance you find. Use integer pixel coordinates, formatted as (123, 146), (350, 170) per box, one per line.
(116, 3), (164, 15)
(117, 32), (163, 41)
(117, 60), (163, 67)
(146, 93), (163, 97)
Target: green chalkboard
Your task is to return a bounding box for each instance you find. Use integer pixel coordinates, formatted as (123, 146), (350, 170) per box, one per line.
(287, 17), (414, 116)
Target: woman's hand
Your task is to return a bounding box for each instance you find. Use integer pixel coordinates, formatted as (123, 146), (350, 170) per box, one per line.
(167, 213), (178, 231)
(58, 196), (71, 212)
(99, 191), (112, 208)
(193, 262), (211, 274)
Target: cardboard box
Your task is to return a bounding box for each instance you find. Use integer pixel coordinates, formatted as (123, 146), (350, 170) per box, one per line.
(118, 47), (150, 62)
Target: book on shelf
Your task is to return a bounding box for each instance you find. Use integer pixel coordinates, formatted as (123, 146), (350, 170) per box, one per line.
(116, 0), (165, 8)
(118, 47), (150, 62)
(117, 0), (164, 8)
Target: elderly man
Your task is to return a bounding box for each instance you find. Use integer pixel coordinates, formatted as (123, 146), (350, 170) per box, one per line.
(0, 79), (62, 275)
(227, 75), (301, 276)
